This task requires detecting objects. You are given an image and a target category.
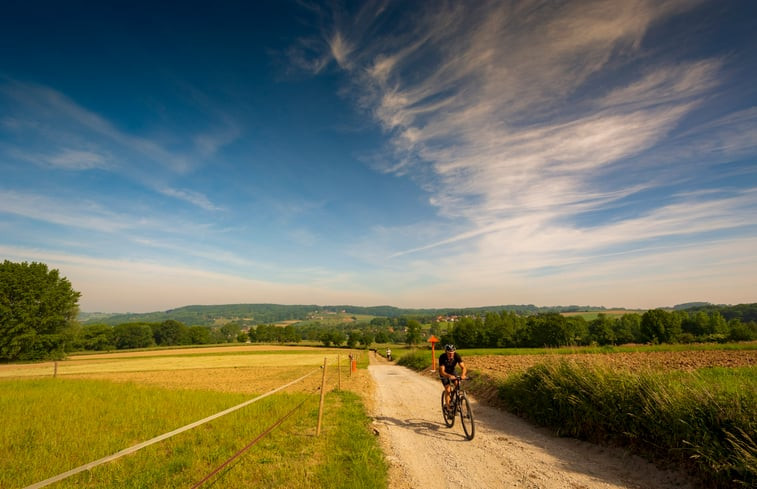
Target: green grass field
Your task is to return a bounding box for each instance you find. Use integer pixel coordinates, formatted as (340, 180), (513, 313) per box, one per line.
(0, 347), (384, 489)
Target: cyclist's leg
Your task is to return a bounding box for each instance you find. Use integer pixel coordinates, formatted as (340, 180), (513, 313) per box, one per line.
(441, 377), (452, 410)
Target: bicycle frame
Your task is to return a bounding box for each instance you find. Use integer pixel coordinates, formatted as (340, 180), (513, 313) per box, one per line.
(441, 377), (475, 440)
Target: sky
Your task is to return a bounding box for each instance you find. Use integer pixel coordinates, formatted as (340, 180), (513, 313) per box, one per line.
(1, 0), (756, 313)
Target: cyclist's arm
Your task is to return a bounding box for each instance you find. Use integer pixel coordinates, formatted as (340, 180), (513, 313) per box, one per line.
(438, 364), (456, 379)
(459, 361), (468, 379)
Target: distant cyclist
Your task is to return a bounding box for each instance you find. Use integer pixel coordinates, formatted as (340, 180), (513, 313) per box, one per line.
(438, 344), (468, 413)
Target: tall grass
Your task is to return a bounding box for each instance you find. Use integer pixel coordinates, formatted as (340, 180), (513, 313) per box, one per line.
(489, 362), (756, 487)
(396, 349), (430, 370)
(1, 376), (385, 488)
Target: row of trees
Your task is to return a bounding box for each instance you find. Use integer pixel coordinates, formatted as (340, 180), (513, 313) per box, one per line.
(439, 309), (756, 349)
(75, 320), (248, 351)
(75, 314), (419, 353)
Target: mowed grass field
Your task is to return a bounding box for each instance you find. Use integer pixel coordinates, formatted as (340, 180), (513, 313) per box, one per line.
(0, 346), (385, 489)
(560, 309), (646, 320)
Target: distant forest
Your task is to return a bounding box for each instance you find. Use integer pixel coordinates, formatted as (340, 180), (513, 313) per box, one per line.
(80, 302), (757, 327)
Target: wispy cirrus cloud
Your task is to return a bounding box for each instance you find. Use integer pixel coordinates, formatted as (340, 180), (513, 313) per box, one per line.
(0, 190), (135, 233)
(158, 187), (224, 212)
(0, 80), (192, 174)
(0, 189), (226, 240)
(0, 79), (236, 211)
(8, 147), (112, 170)
(309, 0), (755, 275)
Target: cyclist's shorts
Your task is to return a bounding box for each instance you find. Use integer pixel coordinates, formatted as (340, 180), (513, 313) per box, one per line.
(440, 376), (452, 386)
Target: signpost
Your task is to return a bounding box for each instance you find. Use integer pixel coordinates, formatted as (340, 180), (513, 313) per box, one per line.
(428, 335), (440, 372)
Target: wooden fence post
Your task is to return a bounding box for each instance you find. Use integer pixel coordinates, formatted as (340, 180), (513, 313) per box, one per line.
(53, 361), (58, 378)
(316, 357), (327, 436)
(338, 355), (341, 391)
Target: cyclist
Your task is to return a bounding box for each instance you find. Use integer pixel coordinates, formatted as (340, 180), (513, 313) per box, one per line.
(438, 344), (468, 413)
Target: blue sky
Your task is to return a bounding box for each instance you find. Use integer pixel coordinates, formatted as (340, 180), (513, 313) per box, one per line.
(1, 0), (756, 313)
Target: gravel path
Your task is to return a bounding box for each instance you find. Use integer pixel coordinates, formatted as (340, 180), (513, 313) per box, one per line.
(368, 357), (693, 489)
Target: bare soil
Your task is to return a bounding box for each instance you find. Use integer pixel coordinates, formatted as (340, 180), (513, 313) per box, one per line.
(465, 349), (756, 379)
(367, 354), (695, 489)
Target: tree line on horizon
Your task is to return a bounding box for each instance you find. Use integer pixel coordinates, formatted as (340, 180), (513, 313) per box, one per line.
(437, 309), (756, 349)
(66, 306), (757, 356)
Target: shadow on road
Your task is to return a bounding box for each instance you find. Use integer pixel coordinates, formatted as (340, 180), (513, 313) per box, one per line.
(373, 415), (470, 442)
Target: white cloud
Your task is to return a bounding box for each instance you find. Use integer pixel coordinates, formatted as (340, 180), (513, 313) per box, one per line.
(158, 187), (223, 212)
(0, 190), (133, 233)
(6, 147), (111, 170)
(46, 148), (109, 170)
(0, 190), (227, 241)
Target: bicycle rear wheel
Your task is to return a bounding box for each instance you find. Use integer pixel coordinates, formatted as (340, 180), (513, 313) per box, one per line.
(459, 394), (475, 440)
(441, 390), (455, 427)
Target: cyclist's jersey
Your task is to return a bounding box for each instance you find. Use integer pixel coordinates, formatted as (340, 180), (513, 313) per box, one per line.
(438, 352), (463, 375)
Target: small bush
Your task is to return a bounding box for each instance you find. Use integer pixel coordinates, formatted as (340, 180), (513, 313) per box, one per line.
(396, 350), (430, 371)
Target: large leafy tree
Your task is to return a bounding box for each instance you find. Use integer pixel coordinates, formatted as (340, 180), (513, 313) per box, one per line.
(641, 309), (682, 343)
(405, 319), (423, 346)
(0, 260), (81, 361)
(151, 319), (188, 346)
(614, 313), (642, 344)
(187, 325), (212, 345)
(589, 314), (616, 345)
(527, 313), (570, 347)
(112, 323), (154, 349)
(75, 324), (115, 351)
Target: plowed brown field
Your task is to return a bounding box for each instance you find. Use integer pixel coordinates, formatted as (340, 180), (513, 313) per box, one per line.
(465, 349), (756, 380)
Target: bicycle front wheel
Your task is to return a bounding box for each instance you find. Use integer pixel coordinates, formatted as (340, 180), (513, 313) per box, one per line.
(441, 390), (455, 427)
(459, 394), (475, 440)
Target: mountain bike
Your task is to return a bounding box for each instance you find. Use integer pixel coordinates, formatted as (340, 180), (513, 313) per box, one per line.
(441, 376), (475, 440)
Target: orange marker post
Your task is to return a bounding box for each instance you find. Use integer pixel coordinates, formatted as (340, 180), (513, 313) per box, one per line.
(428, 335), (440, 372)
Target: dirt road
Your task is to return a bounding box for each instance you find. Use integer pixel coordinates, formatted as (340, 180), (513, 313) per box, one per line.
(368, 357), (693, 489)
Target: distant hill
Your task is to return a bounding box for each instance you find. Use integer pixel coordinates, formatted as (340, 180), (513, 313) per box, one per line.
(80, 303), (319, 326)
(80, 303), (611, 326)
(682, 303), (757, 322)
(80, 302), (756, 327)
(672, 302), (712, 310)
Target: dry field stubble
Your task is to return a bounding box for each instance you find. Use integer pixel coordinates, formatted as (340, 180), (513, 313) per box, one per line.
(69, 359), (374, 396)
(0, 346), (366, 396)
(466, 348), (756, 380)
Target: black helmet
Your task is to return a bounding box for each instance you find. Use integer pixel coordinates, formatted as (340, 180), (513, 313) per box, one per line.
(445, 344), (456, 352)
